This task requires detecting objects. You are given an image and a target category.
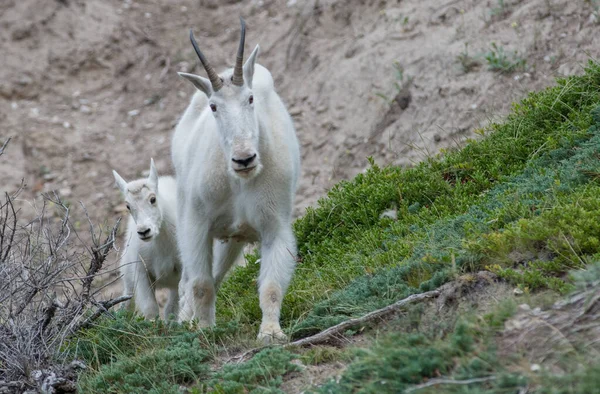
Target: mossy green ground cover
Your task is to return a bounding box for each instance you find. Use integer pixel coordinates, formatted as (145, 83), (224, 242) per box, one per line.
(69, 62), (600, 392)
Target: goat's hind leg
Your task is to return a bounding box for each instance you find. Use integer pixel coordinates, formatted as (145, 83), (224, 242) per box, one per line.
(213, 239), (245, 291)
(164, 287), (179, 320)
(257, 226), (297, 343)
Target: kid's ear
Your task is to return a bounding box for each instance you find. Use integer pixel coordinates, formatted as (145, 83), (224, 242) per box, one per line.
(112, 170), (128, 195)
(148, 158), (159, 189)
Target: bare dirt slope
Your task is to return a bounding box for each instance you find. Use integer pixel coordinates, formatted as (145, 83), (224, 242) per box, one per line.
(1, 0), (599, 298)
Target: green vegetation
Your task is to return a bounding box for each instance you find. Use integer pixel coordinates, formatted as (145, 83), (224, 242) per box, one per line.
(201, 348), (300, 393)
(315, 314), (521, 393)
(313, 260), (600, 393)
(69, 62), (600, 392)
(484, 42), (526, 73)
(457, 43), (481, 73)
(69, 314), (298, 393)
(375, 61), (408, 103)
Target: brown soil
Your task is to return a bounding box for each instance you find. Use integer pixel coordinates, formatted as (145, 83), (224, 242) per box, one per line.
(1, 0), (599, 298)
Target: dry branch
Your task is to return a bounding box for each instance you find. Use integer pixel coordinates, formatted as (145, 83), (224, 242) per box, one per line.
(404, 376), (497, 392)
(68, 295), (131, 335)
(0, 170), (124, 389)
(230, 289), (441, 364)
(0, 137), (11, 157)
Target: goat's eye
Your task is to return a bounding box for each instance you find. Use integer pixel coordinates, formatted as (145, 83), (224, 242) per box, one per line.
(210, 103), (217, 112)
(126, 204), (130, 211)
(150, 196), (156, 204)
(248, 95), (253, 104)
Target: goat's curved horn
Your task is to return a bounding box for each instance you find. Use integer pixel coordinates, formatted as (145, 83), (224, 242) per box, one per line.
(189, 29), (223, 92)
(232, 17), (246, 86)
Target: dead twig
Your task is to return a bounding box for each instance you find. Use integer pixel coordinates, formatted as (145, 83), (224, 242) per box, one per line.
(0, 170), (124, 387)
(404, 376), (497, 392)
(67, 295), (132, 335)
(230, 289), (441, 363)
(0, 137), (11, 157)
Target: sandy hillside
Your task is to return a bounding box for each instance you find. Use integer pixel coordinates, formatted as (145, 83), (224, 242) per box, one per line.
(1, 0), (599, 297)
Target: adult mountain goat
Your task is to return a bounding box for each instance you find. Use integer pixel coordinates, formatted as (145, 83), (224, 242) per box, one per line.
(172, 18), (300, 342)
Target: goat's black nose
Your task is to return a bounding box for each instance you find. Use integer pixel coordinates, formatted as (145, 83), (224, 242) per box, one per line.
(232, 154), (257, 167)
(137, 228), (151, 237)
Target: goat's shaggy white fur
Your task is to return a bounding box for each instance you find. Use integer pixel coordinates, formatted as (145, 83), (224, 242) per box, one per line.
(173, 22), (300, 342)
(113, 160), (181, 320)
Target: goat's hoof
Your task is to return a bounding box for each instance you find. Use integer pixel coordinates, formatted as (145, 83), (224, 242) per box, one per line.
(257, 327), (287, 344)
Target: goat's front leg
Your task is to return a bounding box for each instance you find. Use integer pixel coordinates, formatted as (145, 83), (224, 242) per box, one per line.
(132, 260), (160, 319)
(257, 225), (297, 343)
(177, 210), (215, 326)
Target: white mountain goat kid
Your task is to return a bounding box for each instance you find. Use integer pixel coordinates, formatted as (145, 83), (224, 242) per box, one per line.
(173, 18), (300, 342)
(113, 159), (181, 320)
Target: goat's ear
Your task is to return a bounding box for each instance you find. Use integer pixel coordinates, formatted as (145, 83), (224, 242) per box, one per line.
(148, 158), (159, 190)
(112, 170), (128, 195)
(178, 72), (213, 97)
(243, 44), (260, 89)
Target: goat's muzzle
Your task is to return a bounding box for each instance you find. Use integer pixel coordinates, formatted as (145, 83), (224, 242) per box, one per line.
(137, 227), (153, 241)
(231, 152), (258, 176)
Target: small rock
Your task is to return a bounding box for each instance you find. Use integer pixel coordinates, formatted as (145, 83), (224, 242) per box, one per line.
(11, 102), (18, 110)
(144, 95), (160, 106)
(433, 134), (441, 142)
(59, 188), (72, 198)
(513, 288), (524, 296)
(316, 105), (328, 114)
(43, 173), (56, 181)
(79, 105), (91, 114)
(128, 109), (140, 117)
(289, 107), (302, 116)
(543, 55), (551, 62)
(518, 303), (531, 311)
(530, 363), (541, 372)
(69, 360), (86, 371)
(63, 121), (71, 129)
(379, 208), (398, 220)
(80, 152), (94, 162)
(17, 76), (33, 86)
